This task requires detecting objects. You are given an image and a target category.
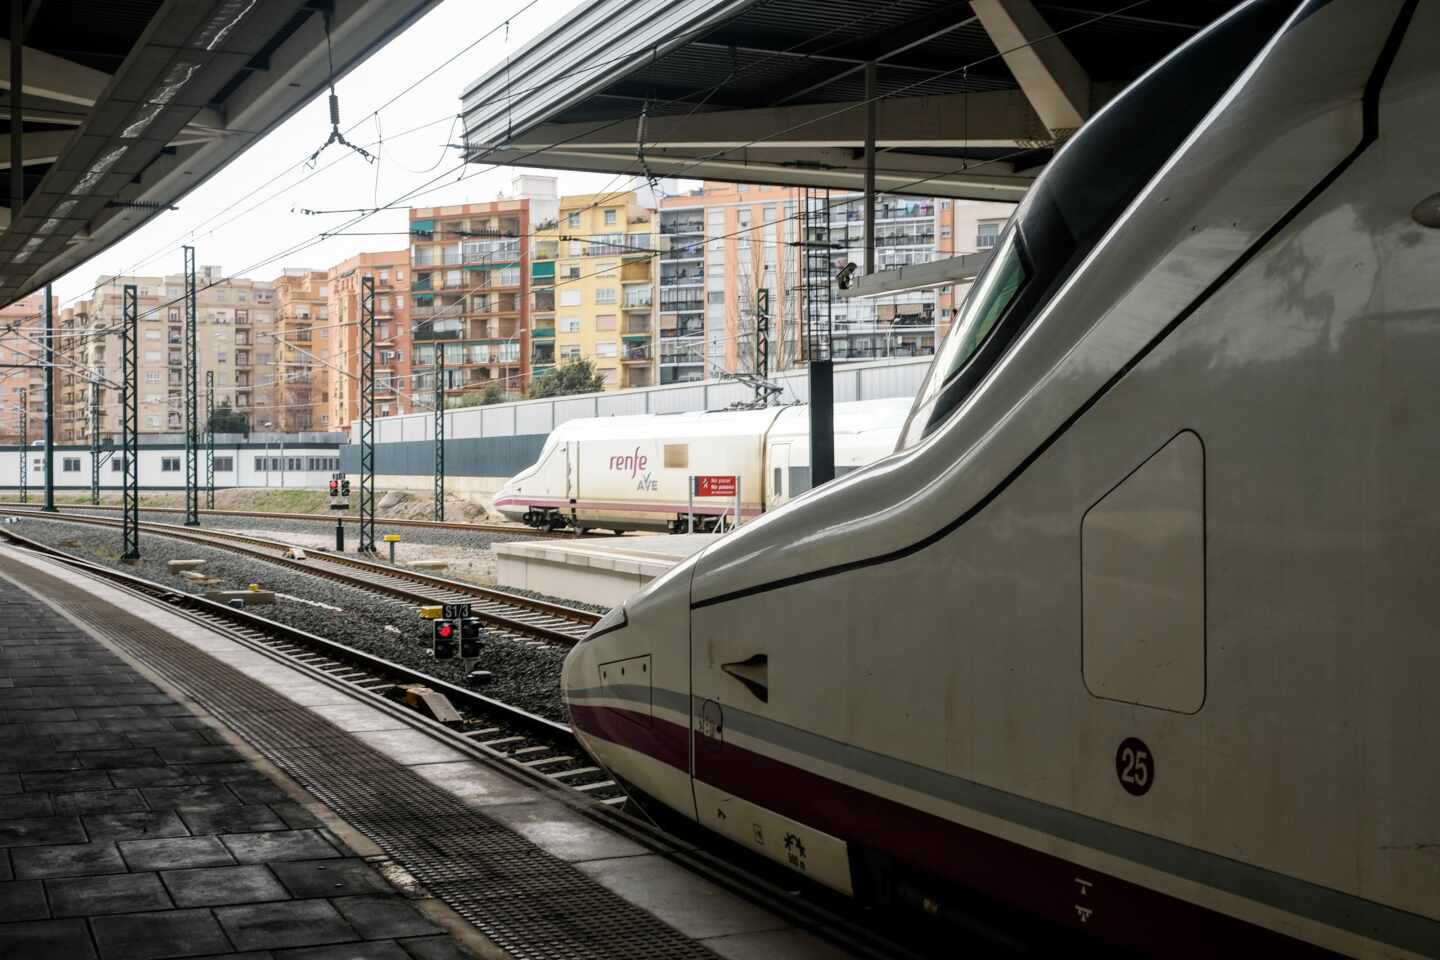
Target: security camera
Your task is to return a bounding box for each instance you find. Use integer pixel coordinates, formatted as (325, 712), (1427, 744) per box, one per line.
(836, 262), (860, 289)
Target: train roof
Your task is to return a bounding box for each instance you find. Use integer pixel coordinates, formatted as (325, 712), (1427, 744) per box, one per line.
(547, 398), (912, 444)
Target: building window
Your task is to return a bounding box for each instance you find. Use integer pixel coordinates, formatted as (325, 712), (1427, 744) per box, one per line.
(146, 416), (161, 428)
(111, 457), (127, 472)
(161, 457), (180, 472)
(567, 212), (580, 227)
(595, 314), (616, 331)
(62, 457), (80, 472)
(214, 456), (234, 472)
(976, 221), (1001, 249)
(595, 341), (618, 358)
(604, 209), (617, 225)
(558, 316), (581, 333)
(594, 288), (616, 305)
(144, 371), (161, 384)
(559, 290), (582, 308)
(254, 457), (266, 471)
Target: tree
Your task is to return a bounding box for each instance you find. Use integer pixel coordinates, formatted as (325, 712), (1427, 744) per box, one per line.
(448, 383), (509, 409)
(479, 382), (506, 405)
(207, 401), (249, 435)
(527, 358), (605, 399)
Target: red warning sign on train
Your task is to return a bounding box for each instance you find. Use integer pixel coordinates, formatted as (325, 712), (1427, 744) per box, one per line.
(692, 475), (738, 497)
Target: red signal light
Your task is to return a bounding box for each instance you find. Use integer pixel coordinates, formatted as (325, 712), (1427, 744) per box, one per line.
(329, 481), (338, 494)
(437, 622), (454, 639)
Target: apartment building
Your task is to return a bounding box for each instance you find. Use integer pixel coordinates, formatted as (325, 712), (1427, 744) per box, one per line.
(658, 182), (1014, 378)
(327, 251), (410, 430)
(409, 182), (556, 406)
(270, 269), (330, 431)
(59, 271), (280, 441)
(0, 293), (48, 443)
(541, 190), (657, 391)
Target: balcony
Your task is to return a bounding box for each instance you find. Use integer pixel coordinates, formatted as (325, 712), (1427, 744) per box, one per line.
(532, 327), (555, 339)
(660, 219), (703, 235)
(659, 270), (703, 287)
(622, 340), (652, 363)
(624, 318), (651, 335)
(659, 322), (704, 339)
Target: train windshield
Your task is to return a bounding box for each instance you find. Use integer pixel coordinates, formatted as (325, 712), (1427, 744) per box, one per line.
(912, 228), (1028, 416)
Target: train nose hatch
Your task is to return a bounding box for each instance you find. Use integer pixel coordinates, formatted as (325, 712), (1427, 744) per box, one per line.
(599, 655), (652, 726)
(720, 654), (768, 702)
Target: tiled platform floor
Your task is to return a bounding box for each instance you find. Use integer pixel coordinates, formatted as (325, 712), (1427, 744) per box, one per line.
(0, 581), (475, 960)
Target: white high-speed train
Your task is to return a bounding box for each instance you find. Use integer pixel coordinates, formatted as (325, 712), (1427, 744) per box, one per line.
(492, 399), (910, 533)
(562, 1), (1440, 956)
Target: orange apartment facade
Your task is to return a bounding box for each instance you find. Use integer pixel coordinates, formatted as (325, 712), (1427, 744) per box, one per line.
(328, 251), (411, 427)
(0, 293), (48, 442)
(270, 269), (330, 431)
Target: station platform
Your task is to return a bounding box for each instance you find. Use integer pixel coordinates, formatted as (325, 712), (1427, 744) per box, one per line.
(0, 544), (855, 960)
(494, 535), (719, 607)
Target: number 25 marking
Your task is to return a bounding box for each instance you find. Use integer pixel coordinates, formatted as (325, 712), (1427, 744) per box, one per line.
(1115, 737), (1154, 796)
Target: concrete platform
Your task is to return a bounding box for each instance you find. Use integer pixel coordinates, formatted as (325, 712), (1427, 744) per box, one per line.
(494, 535), (720, 607)
(0, 544), (858, 960)
(0, 568), (471, 960)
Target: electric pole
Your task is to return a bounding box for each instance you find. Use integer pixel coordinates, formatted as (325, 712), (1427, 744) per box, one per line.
(205, 370), (215, 509)
(434, 347), (444, 521)
(90, 383), (100, 505)
(359, 275), (376, 554)
(18, 389), (26, 504)
(121, 285), (140, 560)
(42, 285), (55, 511)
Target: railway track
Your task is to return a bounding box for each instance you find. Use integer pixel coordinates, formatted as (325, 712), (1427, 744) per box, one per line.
(0, 507), (600, 647)
(0, 526), (625, 805)
(0, 500), (586, 539)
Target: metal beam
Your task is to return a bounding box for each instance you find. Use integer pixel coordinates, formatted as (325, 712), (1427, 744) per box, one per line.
(839, 249), (993, 298)
(434, 348), (444, 522)
(121, 285), (139, 560)
(205, 371), (215, 509)
(0, 43), (110, 107)
(41, 284), (54, 512)
(183, 246), (199, 526)
(18, 389), (26, 504)
(359, 274), (376, 554)
(971, 0), (1090, 139)
(89, 382), (100, 505)
(9, 0), (22, 219)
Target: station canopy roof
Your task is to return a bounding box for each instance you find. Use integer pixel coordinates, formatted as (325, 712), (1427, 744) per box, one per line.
(462, 0), (1240, 205)
(0, 0), (441, 307)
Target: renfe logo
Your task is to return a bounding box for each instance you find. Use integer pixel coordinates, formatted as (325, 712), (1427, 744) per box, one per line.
(609, 448), (648, 477)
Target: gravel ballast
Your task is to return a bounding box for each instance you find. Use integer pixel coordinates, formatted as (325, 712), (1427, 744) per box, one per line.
(5, 516), (572, 721)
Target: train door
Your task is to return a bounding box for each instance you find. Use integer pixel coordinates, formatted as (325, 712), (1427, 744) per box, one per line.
(767, 442), (791, 510)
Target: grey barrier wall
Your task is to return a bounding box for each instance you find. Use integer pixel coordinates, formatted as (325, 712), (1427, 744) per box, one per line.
(340, 435), (546, 479)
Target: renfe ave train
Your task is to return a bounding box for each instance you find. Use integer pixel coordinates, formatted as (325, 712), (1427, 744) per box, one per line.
(492, 399), (910, 533)
(561, 1), (1440, 957)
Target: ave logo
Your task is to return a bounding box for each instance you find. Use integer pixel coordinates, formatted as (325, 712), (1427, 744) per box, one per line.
(636, 472), (657, 492)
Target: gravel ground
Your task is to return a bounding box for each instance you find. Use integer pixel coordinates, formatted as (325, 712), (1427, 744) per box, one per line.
(5, 516), (571, 721)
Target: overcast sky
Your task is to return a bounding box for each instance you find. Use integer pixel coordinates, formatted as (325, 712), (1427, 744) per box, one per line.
(52, 0), (632, 306)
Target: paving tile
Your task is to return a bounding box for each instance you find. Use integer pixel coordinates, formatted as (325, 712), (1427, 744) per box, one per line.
(52, 788), (149, 815)
(74, 706), (148, 720)
(119, 836), (235, 871)
(222, 829), (341, 864)
(0, 848), (9, 880)
(103, 718), (180, 734)
(0, 792), (56, 818)
(4, 707), (78, 723)
(270, 858), (393, 899)
(142, 704), (197, 718)
(228, 781), (290, 804)
(575, 854), (789, 940)
(0, 749), (82, 772)
(397, 936), (474, 960)
(216, 899), (360, 951)
(165, 717), (215, 731)
(0, 878), (49, 920)
(184, 762), (268, 784)
(125, 731), (209, 747)
(25, 719), (101, 735)
(0, 722), (29, 740)
(268, 803), (323, 830)
(701, 927), (859, 960)
(79, 749), (166, 770)
(83, 811), (190, 843)
(308, 703), (409, 734)
(47, 872), (173, 917)
(143, 783), (240, 810)
(0, 772), (22, 794)
(278, 942), (411, 960)
(179, 805), (288, 836)
(107, 766), (198, 788)
(0, 814), (87, 847)
(331, 896), (444, 940)
(51, 734), (136, 752)
(410, 762), (535, 808)
(0, 918), (97, 960)
(21, 769), (114, 792)
(91, 907), (231, 960)
(157, 745), (245, 765)
(162, 863), (290, 908)
(11, 841), (127, 879)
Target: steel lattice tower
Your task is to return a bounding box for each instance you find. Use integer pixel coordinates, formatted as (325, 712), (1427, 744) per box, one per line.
(755, 287), (770, 403)
(183, 246), (200, 525)
(359, 275), (376, 553)
(89, 383), (101, 505)
(17, 389), (26, 504)
(121, 285), (140, 560)
(802, 187), (836, 486)
(205, 370), (215, 509)
(434, 347), (444, 522)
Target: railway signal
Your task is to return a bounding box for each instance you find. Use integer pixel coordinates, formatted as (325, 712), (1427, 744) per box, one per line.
(460, 617), (482, 659)
(432, 618), (458, 661)
(329, 472), (350, 551)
